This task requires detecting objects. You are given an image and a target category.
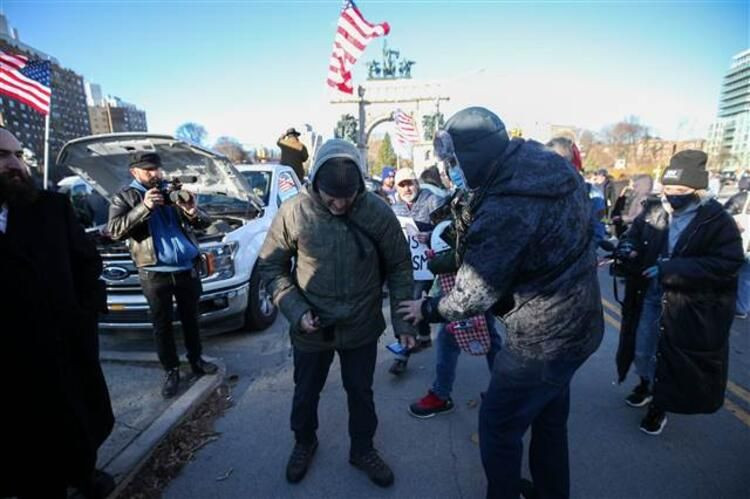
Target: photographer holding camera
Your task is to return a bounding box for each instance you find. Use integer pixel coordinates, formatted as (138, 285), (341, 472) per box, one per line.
(108, 152), (217, 399)
(614, 150), (744, 436)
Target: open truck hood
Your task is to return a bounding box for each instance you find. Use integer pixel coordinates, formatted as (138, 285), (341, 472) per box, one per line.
(56, 133), (256, 203)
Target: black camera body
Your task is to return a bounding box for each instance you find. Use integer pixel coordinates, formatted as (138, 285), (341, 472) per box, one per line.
(609, 240), (642, 278)
(159, 176), (196, 205)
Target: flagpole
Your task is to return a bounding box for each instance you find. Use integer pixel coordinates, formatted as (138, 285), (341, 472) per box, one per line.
(43, 110), (50, 190)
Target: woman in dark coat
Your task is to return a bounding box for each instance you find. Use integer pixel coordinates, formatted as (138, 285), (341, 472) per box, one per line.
(615, 150), (744, 435)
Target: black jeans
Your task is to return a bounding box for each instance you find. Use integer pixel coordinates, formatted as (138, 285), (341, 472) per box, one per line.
(139, 268), (203, 370)
(291, 341), (378, 456)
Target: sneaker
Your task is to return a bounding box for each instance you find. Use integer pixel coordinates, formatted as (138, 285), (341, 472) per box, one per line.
(389, 359), (407, 376)
(736, 312), (748, 319)
(640, 405), (667, 435)
(625, 379), (652, 408)
(286, 438), (318, 483)
(190, 358), (218, 376)
(161, 368), (180, 399)
(349, 449), (394, 487)
(408, 391), (455, 418)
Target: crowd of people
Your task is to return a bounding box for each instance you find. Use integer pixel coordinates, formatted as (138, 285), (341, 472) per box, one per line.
(260, 109), (746, 498)
(2, 103), (748, 497)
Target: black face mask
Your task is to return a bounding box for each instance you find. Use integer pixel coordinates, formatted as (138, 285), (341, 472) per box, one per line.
(665, 193), (698, 211)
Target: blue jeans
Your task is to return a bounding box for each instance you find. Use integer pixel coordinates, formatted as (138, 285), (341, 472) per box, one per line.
(479, 348), (586, 499)
(634, 279), (663, 382)
(737, 258), (750, 315)
(431, 314), (501, 399)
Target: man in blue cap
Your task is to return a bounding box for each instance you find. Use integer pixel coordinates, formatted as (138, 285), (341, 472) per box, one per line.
(380, 166), (396, 204)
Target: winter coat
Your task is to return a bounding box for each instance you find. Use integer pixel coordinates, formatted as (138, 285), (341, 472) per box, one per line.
(615, 197), (744, 413)
(277, 136), (309, 181)
(391, 187), (441, 226)
(434, 138), (604, 361)
(1, 192), (113, 495)
(108, 186), (211, 268)
(258, 140), (415, 352)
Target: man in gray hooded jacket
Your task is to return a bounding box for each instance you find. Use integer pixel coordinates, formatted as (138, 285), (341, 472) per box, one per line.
(258, 139), (415, 488)
(399, 107), (603, 499)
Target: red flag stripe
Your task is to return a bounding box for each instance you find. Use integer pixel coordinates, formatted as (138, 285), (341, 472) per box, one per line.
(0, 67), (50, 100)
(0, 72), (50, 110)
(343, 7), (389, 37)
(0, 82), (49, 114)
(0, 53), (27, 70)
(336, 26), (366, 53)
(326, 0), (389, 95)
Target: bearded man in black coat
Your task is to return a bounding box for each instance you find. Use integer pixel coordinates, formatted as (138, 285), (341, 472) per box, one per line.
(0, 128), (114, 498)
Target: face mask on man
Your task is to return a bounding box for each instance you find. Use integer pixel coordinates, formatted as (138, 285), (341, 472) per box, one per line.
(664, 193), (698, 211)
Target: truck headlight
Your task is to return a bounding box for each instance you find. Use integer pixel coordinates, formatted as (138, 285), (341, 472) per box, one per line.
(201, 241), (238, 281)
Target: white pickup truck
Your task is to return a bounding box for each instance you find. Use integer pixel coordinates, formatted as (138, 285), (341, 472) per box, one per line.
(56, 133), (302, 335)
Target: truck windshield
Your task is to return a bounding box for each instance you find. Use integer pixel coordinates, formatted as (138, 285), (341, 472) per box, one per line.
(240, 171), (271, 206)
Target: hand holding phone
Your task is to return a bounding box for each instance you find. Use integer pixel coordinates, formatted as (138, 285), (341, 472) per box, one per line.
(386, 341), (408, 356)
(299, 310), (320, 333)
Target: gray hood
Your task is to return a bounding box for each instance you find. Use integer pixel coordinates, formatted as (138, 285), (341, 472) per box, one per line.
(56, 133), (253, 202)
(308, 138), (365, 193)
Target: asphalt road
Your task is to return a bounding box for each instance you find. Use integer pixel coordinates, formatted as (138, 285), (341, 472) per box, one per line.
(100, 263), (750, 498)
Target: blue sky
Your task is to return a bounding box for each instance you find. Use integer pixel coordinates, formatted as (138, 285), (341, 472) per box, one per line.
(3, 0), (748, 147)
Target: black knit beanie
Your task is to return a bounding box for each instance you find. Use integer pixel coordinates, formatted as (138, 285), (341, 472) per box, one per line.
(661, 150), (708, 190)
(315, 157), (361, 197)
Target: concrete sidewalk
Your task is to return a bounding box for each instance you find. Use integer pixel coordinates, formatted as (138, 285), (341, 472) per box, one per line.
(97, 351), (224, 495)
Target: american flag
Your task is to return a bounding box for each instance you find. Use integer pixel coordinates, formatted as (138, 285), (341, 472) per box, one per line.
(0, 51), (51, 116)
(279, 172), (297, 192)
(326, 0), (389, 95)
(393, 108), (419, 148)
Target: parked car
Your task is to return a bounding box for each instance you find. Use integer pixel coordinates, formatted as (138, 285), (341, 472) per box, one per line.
(56, 133), (302, 335)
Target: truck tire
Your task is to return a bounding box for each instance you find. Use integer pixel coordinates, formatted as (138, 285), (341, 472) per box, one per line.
(245, 266), (277, 330)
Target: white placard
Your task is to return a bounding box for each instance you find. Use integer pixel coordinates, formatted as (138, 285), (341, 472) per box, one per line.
(397, 216), (433, 281)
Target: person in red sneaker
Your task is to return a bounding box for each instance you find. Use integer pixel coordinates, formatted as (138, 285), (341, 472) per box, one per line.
(409, 315), (501, 418)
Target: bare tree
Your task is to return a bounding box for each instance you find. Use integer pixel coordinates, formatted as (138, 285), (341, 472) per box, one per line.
(605, 116), (648, 146)
(578, 130), (595, 152)
(175, 122), (208, 146)
(214, 136), (249, 164)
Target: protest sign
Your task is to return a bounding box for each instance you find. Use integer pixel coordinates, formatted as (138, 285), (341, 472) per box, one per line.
(397, 216), (433, 281)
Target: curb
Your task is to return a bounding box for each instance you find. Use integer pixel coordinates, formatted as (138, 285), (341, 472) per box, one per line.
(101, 352), (225, 498)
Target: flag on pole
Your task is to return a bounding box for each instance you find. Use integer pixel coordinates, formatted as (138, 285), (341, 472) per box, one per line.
(326, 0), (390, 94)
(0, 51), (51, 115)
(393, 108), (419, 150)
